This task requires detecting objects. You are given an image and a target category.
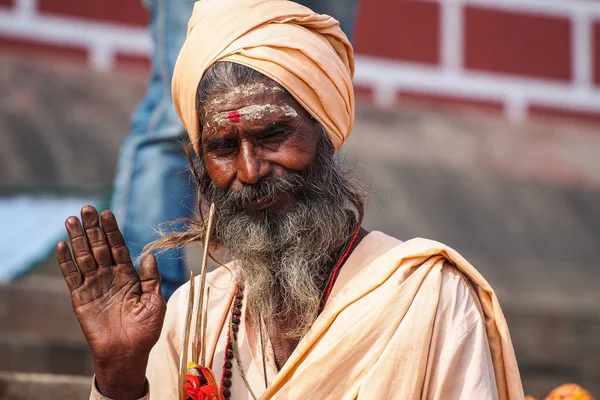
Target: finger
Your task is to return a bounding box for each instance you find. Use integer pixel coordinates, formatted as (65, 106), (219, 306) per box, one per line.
(139, 254), (162, 297)
(65, 214), (97, 277)
(56, 241), (83, 291)
(100, 210), (133, 266)
(81, 206), (112, 269)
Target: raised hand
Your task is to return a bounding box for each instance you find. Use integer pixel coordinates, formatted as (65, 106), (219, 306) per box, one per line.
(56, 205), (166, 399)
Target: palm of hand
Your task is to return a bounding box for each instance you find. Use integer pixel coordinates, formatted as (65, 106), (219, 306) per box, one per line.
(56, 206), (166, 364)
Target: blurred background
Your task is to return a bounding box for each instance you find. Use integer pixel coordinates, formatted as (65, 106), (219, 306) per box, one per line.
(0, 0), (599, 398)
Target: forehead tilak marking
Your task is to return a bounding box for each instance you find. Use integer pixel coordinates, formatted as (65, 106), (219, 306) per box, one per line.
(211, 104), (299, 127)
(228, 110), (241, 123)
(205, 82), (285, 109)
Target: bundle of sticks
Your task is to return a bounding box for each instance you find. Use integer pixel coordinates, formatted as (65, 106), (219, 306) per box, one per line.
(178, 204), (221, 400)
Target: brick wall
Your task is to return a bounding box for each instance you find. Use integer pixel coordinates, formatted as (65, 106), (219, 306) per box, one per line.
(1, 0), (599, 122)
(354, 0), (600, 122)
(38, 0), (147, 25)
(0, 0), (151, 70)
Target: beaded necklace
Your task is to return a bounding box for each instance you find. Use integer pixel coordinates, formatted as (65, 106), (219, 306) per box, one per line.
(220, 226), (362, 399)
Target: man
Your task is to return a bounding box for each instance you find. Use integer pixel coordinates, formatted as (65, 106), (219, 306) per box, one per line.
(112, 0), (360, 299)
(56, 0), (525, 398)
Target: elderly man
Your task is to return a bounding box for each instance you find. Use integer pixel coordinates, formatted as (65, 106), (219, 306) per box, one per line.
(56, 0), (524, 399)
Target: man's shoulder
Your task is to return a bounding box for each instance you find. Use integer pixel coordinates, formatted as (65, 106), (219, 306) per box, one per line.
(360, 232), (464, 261)
(392, 238), (486, 328)
(431, 263), (486, 344)
(353, 230), (403, 262)
(380, 238), (486, 337)
(363, 235), (490, 307)
(438, 263), (482, 311)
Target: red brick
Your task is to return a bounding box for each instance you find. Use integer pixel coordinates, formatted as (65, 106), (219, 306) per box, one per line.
(353, 84), (374, 102)
(355, 0), (439, 65)
(594, 21), (600, 86)
(529, 104), (600, 125)
(39, 0), (148, 26)
(0, 36), (88, 63)
(397, 90), (504, 114)
(464, 7), (571, 81)
(114, 52), (151, 74)
(0, 0), (15, 7)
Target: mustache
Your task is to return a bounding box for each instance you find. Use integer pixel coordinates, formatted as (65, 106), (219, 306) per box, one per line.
(212, 172), (308, 211)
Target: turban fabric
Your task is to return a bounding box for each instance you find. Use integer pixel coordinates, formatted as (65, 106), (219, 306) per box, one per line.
(172, 0), (355, 155)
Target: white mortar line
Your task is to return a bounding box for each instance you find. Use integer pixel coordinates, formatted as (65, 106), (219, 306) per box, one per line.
(440, 0), (463, 74)
(572, 10), (592, 90)
(0, 9), (151, 56)
(89, 42), (115, 72)
(14, 0), (37, 19)
(354, 56), (600, 115)
(505, 94), (526, 124)
(418, 0), (600, 18)
(373, 85), (396, 109)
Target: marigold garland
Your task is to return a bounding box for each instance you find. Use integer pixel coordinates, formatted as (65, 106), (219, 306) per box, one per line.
(185, 362), (221, 400)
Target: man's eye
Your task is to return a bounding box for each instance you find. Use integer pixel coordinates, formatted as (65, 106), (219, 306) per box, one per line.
(257, 130), (288, 143)
(210, 140), (238, 155)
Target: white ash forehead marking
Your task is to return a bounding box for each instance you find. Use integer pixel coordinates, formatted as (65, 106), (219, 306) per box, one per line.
(231, 82), (284, 96)
(210, 103), (298, 127)
(237, 104), (298, 120)
(205, 83), (284, 109)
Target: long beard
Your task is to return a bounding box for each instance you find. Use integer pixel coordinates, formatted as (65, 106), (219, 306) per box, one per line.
(198, 139), (362, 338)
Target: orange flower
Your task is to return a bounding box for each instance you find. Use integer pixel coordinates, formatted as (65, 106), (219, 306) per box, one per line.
(545, 384), (594, 400)
(186, 374), (202, 400)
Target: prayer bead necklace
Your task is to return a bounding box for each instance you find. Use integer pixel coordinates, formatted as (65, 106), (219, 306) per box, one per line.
(220, 226), (361, 399)
(221, 286), (244, 399)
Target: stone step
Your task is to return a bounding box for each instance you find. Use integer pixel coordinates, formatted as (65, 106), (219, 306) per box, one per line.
(0, 372), (92, 400)
(0, 331), (93, 376)
(0, 277), (83, 342)
(0, 278), (93, 375)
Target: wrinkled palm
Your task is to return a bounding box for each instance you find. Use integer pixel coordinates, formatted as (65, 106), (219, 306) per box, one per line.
(56, 205), (166, 363)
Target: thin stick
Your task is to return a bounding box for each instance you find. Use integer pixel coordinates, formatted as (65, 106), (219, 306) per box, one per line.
(191, 289), (201, 363)
(258, 314), (269, 389)
(201, 287), (210, 367)
(178, 271), (196, 400)
(192, 203), (216, 366)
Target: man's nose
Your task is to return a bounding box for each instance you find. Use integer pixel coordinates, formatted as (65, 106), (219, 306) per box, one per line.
(236, 141), (270, 185)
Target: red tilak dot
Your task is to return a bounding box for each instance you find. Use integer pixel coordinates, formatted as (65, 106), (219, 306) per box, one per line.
(228, 110), (240, 122)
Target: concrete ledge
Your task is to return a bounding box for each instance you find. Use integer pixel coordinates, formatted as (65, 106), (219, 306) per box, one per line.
(0, 279), (84, 342)
(0, 332), (93, 376)
(0, 280), (93, 375)
(0, 372), (92, 399)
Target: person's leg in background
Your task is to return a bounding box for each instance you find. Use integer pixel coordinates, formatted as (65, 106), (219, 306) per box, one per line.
(111, 0), (197, 300)
(298, 0), (360, 40)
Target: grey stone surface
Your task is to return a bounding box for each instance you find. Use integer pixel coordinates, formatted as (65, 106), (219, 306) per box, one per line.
(0, 372), (91, 400)
(1, 53), (600, 398)
(0, 279), (94, 376)
(0, 55), (139, 194)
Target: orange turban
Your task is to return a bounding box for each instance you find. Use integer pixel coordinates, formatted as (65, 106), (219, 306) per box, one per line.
(172, 0), (355, 155)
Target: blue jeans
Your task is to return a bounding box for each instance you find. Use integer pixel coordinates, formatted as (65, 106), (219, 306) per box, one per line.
(299, 0), (359, 40)
(111, 0), (360, 300)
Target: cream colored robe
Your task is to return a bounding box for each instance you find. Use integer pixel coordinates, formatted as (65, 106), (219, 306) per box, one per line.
(91, 232), (524, 399)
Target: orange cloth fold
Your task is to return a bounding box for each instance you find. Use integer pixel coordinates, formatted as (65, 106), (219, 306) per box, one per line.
(172, 0), (355, 155)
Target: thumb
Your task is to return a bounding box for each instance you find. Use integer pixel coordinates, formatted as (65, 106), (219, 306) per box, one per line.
(139, 254), (162, 297)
